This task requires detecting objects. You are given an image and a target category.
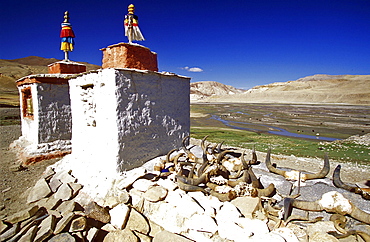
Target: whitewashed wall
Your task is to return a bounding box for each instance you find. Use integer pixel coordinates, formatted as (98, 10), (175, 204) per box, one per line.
(19, 84), (39, 144)
(69, 68), (190, 172)
(37, 83), (71, 143)
(19, 83), (71, 144)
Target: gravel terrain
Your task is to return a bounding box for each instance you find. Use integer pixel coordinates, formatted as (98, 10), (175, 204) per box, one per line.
(0, 124), (61, 218)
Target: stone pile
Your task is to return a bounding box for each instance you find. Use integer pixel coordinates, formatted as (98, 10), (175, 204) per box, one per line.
(1, 145), (370, 241)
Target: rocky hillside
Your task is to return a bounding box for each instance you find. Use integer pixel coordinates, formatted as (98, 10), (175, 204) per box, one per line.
(0, 56), (101, 106)
(190, 81), (244, 102)
(200, 74), (370, 105)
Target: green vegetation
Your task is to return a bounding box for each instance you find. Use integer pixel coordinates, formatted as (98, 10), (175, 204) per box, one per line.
(0, 115), (21, 126)
(191, 127), (369, 165)
(190, 104), (370, 165)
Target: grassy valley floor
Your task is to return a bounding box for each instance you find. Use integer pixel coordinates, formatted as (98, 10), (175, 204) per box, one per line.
(190, 103), (370, 165)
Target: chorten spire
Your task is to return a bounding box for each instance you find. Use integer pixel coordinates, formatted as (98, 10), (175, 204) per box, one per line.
(124, 4), (145, 44)
(60, 11), (75, 61)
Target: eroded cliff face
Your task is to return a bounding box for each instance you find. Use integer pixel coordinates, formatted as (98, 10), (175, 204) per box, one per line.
(190, 81), (244, 102)
(194, 75), (370, 104)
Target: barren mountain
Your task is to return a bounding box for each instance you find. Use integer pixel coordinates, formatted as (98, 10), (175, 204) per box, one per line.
(0, 56), (101, 106)
(199, 74), (370, 105)
(190, 81), (244, 102)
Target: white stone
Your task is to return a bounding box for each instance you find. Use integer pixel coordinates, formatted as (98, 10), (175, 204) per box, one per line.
(101, 224), (117, 232)
(52, 170), (76, 184)
(306, 221), (337, 237)
(129, 189), (144, 208)
(132, 179), (154, 192)
(235, 217), (269, 237)
(116, 167), (147, 189)
(185, 214), (218, 234)
(125, 208), (150, 234)
(143, 186), (168, 202)
(172, 193), (204, 218)
(183, 230), (213, 242)
(164, 189), (184, 204)
(109, 203), (130, 229)
(309, 232), (339, 242)
(272, 228), (300, 242)
(156, 178), (178, 191)
(153, 230), (193, 242)
(54, 183), (72, 201)
(231, 196), (261, 219)
(148, 202), (187, 234)
(27, 178), (52, 203)
(188, 192), (223, 217)
(217, 220), (247, 241)
(250, 232), (286, 242)
(215, 202), (241, 224)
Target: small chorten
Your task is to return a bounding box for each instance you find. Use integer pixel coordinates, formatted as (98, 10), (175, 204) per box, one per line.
(60, 11), (75, 61)
(124, 4), (145, 44)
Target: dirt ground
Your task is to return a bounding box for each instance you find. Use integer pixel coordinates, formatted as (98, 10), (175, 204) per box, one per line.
(0, 124), (61, 218)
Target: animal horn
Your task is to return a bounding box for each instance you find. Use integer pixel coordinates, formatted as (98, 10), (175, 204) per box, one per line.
(303, 153), (330, 180)
(200, 135), (209, 152)
(217, 141), (224, 153)
(291, 199), (322, 211)
(256, 183), (276, 197)
(265, 148), (286, 177)
(333, 165), (358, 192)
(240, 150), (249, 168)
(182, 136), (191, 156)
(251, 145), (258, 165)
(333, 165), (370, 200)
(216, 150), (232, 164)
(291, 191), (370, 224)
(248, 167), (264, 189)
(166, 149), (177, 163)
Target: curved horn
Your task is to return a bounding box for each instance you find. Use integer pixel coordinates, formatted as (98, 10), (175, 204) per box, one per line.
(251, 145), (258, 165)
(177, 180), (206, 193)
(197, 140), (211, 176)
(333, 165), (370, 200)
(333, 165), (358, 192)
(350, 206), (370, 225)
(166, 148), (177, 163)
(303, 153), (330, 180)
(256, 183), (276, 197)
(200, 135), (209, 152)
(176, 173), (209, 186)
(182, 135), (199, 162)
(217, 141), (224, 154)
(172, 153), (185, 167)
(248, 168), (264, 189)
(240, 150), (250, 168)
(291, 199), (322, 212)
(182, 136), (191, 156)
(265, 148), (286, 177)
(216, 150), (232, 164)
(292, 191), (370, 224)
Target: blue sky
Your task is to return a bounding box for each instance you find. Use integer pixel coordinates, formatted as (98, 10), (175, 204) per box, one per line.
(1, 0), (369, 89)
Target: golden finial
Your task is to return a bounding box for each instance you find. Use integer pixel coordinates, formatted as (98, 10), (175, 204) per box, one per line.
(63, 11), (70, 23)
(128, 4), (135, 14)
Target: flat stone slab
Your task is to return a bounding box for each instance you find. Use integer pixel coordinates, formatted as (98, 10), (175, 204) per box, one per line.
(27, 178), (52, 203)
(85, 202), (111, 223)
